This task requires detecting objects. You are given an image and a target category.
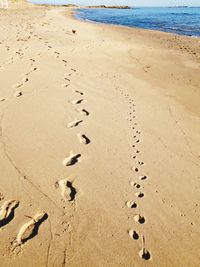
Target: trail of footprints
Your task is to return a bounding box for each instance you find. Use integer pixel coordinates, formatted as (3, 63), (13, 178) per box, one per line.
(52, 65), (92, 261)
(0, 16), (94, 258)
(62, 67), (90, 172)
(0, 13), (90, 259)
(0, 47), (83, 256)
(0, 61), (46, 255)
(0, 64), (38, 102)
(118, 89), (152, 261)
(0, 31), (89, 256)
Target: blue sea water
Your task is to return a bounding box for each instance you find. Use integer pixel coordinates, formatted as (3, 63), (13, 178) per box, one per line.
(75, 7), (200, 37)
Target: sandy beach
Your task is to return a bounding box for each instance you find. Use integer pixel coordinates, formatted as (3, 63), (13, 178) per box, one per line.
(0, 1), (200, 266)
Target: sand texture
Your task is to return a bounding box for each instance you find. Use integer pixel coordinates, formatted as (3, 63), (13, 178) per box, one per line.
(0, 1), (200, 266)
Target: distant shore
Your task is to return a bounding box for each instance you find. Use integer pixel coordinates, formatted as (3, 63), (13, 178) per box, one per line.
(86, 5), (131, 9)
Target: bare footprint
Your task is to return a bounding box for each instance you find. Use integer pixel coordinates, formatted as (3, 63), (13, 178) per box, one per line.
(15, 212), (47, 246)
(67, 120), (83, 128)
(128, 229), (139, 240)
(0, 200), (19, 228)
(77, 133), (90, 144)
(56, 179), (76, 201)
(77, 108), (89, 116)
(63, 152), (81, 166)
(134, 214), (146, 224)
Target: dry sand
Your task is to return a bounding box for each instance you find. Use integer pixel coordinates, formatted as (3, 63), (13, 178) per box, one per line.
(0, 1), (200, 266)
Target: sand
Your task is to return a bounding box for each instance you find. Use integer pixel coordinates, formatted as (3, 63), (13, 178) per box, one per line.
(0, 1), (200, 266)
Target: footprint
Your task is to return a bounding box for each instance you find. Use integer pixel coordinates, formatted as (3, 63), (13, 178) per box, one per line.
(77, 133), (90, 144)
(13, 83), (23, 89)
(16, 212), (47, 245)
(134, 214), (146, 224)
(71, 99), (84, 105)
(74, 90), (83, 95)
(139, 248), (152, 261)
(139, 175), (148, 181)
(30, 67), (37, 72)
(77, 108), (89, 116)
(63, 152), (81, 166)
(61, 83), (69, 88)
(130, 182), (141, 189)
(0, 200), (19, 228)
(21, 77), (28, 83)
(139, 236), (152, 260)
(133, 167), (139, 172)
(126, 200), (138, 208)
(56, 179), (76, 201)
(128, 229), (139, 240)
(135, 192), (144, 198)
(14, 91), (22, 97)
(67, 120), (83, 128)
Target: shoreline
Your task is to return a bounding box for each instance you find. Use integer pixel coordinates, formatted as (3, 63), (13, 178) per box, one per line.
(69, 8), (200, 65)
(30, 3), (200, 39)
(0, 2), (200, 266)
(73, 7), (200, 39)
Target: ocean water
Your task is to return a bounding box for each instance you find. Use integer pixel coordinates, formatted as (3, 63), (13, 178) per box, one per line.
(75, 7), (200, 37)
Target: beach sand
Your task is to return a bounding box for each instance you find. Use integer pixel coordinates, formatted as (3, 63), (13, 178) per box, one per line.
(0, 1), (200, 266)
